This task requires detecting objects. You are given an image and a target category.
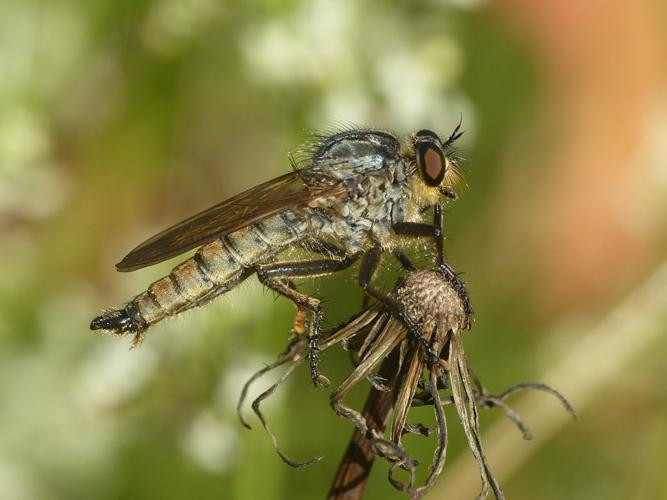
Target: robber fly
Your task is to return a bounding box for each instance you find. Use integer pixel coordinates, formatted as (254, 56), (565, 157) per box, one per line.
(91, 125), (464, 385)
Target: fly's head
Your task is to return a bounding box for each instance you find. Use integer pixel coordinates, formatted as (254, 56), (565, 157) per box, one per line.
(405, 124), (465, 207)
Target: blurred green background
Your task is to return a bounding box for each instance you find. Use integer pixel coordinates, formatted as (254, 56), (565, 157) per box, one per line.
(1, 0), (667, 499)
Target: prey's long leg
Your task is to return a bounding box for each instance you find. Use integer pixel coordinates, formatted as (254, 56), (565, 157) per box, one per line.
(393, 203), (473, 318)
(256, 253), (360, 387)
(358, 244), (443, 367)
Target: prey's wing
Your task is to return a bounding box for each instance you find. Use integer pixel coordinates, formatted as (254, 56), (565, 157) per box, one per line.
(116, 171), (345, 272)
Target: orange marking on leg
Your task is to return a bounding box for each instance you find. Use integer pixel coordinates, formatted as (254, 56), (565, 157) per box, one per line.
(293, 309), (307, 336)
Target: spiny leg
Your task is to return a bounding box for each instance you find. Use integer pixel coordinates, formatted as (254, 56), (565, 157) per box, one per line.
(303, 238), (375, 311)
(358, 243), (443, 369)
(301, 238), (349, 260)
(304, 237), (376, 313)
(256, 253), (360, 387)
(393, 202), (444, 265)
(393, 204), (474, 319)
(393, 251), (415, 271)
(394, 203), (452, 275)
(257, 275), (324, 386)
(281, 278), (309, 337)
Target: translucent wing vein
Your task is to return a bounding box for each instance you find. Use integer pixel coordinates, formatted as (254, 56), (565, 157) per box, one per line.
(116, 172), (344, 271)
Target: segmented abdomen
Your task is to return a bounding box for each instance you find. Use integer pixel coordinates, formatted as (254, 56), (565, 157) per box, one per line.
(91, 210), (310, 334)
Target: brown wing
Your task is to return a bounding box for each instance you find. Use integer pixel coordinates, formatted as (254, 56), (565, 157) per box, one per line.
(116, 171), (345, 272)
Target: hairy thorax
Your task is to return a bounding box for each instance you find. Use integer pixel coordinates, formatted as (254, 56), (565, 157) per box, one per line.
(306, 160), (423, 252)
(297, 129), (441, 253)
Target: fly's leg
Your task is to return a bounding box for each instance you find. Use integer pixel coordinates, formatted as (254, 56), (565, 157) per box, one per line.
(393, 204), (473, 319)
(256, 253), (360, 387)
(256, 276), (325, 386)
(282, 278), (307, 336)
(293, 308), (307, 336)
(393, 203), (445, 264)
(393, 251), (415, 271)
(304, 237), (374, 310)
(358, 244), (444, 369)
(397, 203), (464, 279)
(301, 238), (349, 260)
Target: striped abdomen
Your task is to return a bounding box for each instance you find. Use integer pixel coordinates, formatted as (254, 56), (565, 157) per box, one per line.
(91, 210), (309, 336)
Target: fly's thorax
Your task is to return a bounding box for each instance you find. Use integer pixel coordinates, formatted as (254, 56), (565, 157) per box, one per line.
(301, 128), (426, 251)
(307, 165), (414, 251)
(310, 128), (401, 168)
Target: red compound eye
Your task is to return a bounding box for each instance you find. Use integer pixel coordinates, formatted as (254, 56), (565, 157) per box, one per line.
(417, 143), (446, 186)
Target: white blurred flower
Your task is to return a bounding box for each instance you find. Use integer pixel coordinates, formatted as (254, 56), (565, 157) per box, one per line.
(0, 284), (158, 499)
(373, 37), (470, 130)
(0, 458), (52, 500)
(240, 0), (357, 86)
(240, 0), (475, 133)
(181, 412), (238, 472)
(318, 84), (374, 126)
(0, 2), (85, 222)
(75, 340), (158, 411)
(0, 105), (69, 221)
(217, 350), (277, 412)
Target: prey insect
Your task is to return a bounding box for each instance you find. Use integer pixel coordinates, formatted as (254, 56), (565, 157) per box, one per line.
(91, 125), (465, 386)
(237, 262), (575, 498)
(324, 266), (575, 498)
